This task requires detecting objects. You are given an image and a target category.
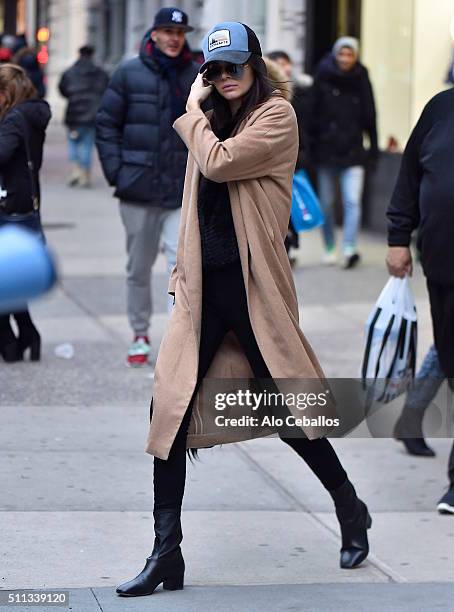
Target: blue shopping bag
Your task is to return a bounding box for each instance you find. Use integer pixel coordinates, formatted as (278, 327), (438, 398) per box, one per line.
(290, 169), (324, 233)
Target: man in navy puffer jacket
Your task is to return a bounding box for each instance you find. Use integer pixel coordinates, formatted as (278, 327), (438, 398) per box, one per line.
(96, 7), (199, 366)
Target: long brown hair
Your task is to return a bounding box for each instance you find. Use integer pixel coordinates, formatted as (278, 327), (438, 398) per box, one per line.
(210, 54), (276, 138)
(0, 63), (37, 120)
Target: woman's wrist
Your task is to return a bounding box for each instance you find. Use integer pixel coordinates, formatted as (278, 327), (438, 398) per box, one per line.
(186, 99), (201, 113)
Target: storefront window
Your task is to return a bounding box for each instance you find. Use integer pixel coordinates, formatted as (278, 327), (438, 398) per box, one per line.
(361, 0), (413, 151)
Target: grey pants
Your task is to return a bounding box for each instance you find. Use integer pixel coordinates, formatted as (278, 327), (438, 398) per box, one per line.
(119, 201), (180, 335)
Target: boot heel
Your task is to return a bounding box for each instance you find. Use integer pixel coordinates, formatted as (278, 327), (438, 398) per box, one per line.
(30, 339), (41, 361)
(163, 574), (184, 591)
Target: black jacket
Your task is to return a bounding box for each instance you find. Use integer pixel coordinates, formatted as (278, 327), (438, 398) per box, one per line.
(307, 54), (378, 167)
(387, 88), (454, 285)
(291, 78), (313, 169)
(0, 98), (51, 214)
(59, 59), (109, 127)
(95, 31), (199, 208)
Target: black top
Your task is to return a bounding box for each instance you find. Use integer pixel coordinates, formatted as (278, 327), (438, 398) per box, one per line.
(307, 54), (378, 167)
(387, 88), (454, 285)
(197, 120), (240, 271)
(197, 177), (240, 271)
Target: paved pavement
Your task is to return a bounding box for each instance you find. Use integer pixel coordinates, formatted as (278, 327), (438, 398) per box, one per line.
(1, 127), (454, 611)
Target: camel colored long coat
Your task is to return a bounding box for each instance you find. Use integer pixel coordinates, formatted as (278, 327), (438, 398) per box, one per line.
(145, 93), (333, 460)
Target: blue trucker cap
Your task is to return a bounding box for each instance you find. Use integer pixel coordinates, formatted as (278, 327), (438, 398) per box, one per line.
(199, 22), (262, 72)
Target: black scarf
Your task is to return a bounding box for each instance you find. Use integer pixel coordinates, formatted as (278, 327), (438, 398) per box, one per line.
(197, 118), (241, 270)
(146, 37), (192, 121)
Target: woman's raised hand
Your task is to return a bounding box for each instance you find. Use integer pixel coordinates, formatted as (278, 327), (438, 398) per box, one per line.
(186, 73), (213, 112)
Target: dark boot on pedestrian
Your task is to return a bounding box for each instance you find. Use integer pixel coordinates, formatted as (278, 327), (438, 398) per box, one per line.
(329, 478), (372, 569)
(394, 435), (436, 457)
(393, 412), (436, 457)
(13, 310), (41, 361)
(0, 315), (21, 363)
(116, 509), (185, 597)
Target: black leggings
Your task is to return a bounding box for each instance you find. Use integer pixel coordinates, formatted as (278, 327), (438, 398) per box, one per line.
(154, 261), (347, 511)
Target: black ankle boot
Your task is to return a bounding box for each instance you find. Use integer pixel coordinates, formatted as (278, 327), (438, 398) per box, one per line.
(329, 478), (372, 569)
(13, 311), (41, 361)
(116, 509), (185, 597)
(395, 436), (436, 457)
(0, 315), (21, 363)
(393, 415), (435, 457)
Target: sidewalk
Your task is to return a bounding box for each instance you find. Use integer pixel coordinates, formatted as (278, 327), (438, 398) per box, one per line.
(1, 129), (453, 612)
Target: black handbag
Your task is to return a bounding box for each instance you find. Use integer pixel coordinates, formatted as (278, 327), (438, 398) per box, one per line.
(0, 109), (44, 240)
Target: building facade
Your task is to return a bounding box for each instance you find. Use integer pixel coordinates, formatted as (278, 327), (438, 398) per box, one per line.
(361, 0), (453, 151)
(4, 1), (453, 158)
(39, 0), (308, 117)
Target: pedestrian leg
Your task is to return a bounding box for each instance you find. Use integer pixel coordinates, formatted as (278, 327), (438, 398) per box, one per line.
(339, 165), (365, 267)
(426, 281), (454, 513)
(394, 344), (444, 456)
(437, 442), (454, 514)
(209, 261), (371, 568)
(0, 314), (19, 362)
(160, 207), (181, 314)
(317, 166), (338, 260)
(77, 126), (96, 187)
(116, 273), (228, 597)
(67, 128), (81, 186)
(119, 202), (162, 337)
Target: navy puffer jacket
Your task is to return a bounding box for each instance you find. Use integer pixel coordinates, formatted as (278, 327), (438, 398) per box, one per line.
(95, 31), (199, 208)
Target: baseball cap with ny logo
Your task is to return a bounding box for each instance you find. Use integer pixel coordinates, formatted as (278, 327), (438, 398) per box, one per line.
(152, 7), (194, 32)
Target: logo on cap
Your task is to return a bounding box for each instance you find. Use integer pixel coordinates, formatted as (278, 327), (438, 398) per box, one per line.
(172, 10), (183, 23)
(208, 29), (231, 52)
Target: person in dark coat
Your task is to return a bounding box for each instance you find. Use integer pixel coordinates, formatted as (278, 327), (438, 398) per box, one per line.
(13, 47), (46, 98)
(0, 64), (51, 363)
(386, 87), (454, 515)
(58, 45), (108, 187)
(96, 7), (200, 367)
(308, 37), (378, 269)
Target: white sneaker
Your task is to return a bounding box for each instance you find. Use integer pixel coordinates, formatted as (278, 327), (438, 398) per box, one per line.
(437, 487), (454, 514)
(322, 250), (338, 265)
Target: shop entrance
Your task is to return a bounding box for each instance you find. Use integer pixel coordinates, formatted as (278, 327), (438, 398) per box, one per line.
(305, 0), (362, 73)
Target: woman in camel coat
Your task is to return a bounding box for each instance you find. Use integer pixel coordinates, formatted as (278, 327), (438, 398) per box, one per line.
(116, 22), (372, 599)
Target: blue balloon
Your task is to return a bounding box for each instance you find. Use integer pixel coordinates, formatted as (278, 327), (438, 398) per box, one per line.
(0, 226), (57, 313)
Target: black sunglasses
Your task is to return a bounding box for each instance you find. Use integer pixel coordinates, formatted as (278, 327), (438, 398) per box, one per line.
(203, 62), (248, 84)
